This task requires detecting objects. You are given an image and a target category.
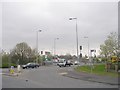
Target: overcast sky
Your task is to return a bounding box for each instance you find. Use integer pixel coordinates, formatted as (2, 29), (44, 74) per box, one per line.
(1, 0), (118, 56)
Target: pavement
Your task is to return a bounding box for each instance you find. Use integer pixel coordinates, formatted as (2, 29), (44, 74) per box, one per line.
(62, 67), (120, 85)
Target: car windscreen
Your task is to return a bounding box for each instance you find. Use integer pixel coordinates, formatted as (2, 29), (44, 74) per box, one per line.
(27, 63), (31, 65)
(59, 60), (64, 63)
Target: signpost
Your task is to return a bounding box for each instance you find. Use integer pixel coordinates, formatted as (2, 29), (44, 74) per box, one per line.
(90, 49), (96, 73)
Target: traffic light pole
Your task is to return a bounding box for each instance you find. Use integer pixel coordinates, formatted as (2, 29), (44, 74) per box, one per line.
(79, 46), (82, 63)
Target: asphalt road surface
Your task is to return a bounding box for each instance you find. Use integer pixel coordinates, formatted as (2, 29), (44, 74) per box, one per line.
(2, 66), (118, 88)
(0, 73), (2, 89)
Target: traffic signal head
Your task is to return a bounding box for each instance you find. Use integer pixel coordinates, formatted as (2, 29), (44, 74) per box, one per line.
(80, 53), (82, 58)
(41, 51), (43, 54)
(80, 46), (82, 50)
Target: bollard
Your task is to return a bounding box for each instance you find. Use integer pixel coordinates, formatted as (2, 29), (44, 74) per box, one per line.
(10, 66), (14, 74)
(17, 65), (21, 73)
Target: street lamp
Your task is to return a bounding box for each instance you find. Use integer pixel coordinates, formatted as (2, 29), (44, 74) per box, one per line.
(36, 30), (42, 63)
(69, 17), (79, 61)
(54, 38), (59, 56)
(8, 51), (11, 71)
(84, 36), (89, 60)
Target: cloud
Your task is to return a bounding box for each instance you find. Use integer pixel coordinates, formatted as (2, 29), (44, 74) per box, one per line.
(2, 2), (118, 55)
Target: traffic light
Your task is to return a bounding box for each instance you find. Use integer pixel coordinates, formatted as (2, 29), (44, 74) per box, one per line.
(80, 53), (82, 58)
(41, 51), (43, 55)
(80, 46), (82, 50)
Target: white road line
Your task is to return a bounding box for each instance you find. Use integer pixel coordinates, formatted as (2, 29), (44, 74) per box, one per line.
(59, 72), (68, 75)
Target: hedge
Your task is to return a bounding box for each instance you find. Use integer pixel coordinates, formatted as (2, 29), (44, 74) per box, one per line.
(0, 63), (17, 68)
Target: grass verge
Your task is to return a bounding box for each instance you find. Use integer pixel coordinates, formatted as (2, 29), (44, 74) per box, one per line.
(74, 64), (119, 77)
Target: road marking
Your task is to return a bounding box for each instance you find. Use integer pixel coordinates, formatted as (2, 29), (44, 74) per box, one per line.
(59, 72), (68, 75)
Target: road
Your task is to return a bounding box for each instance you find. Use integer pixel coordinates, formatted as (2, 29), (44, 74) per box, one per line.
(2, 65), (118, 88)
(0, 69), (2, 89)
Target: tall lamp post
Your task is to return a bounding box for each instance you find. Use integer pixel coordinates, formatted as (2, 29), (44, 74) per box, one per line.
(84, 36), (89, 60)
(36, 30), (42, 63)
(54, 38), (59, 56)
(8, 51), (11, 71)
(69, 17), (79, 61)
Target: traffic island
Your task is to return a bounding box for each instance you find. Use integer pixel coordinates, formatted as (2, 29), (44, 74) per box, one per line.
(2, 68), (22, 77)
(2, 72), (21, 77)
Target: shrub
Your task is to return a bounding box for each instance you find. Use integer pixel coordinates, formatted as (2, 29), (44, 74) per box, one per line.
(1, 63), (17, 68)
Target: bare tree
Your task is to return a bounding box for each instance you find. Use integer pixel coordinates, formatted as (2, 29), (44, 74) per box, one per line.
(10, 42), (36, 64)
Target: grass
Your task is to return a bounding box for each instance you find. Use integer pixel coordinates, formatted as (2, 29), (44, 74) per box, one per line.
(75, 64), (119, 77)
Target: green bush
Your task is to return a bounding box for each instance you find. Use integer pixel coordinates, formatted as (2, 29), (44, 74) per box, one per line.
(101, 57), (107, 62)
(118, 61), (120, 69)
(110, 63), (115, 70)
(1, 63), (9, 68)
(1, 63), (17, 68)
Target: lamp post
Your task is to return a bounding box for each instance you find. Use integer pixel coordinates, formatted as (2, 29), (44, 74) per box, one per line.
(69, 17), (79, 61)
(9, 50), (13, 69)
(36, 30), (42, 63)
(54, 38), (59, 56)
(84, 36), (89, 60)
(8, 51), (11, 71)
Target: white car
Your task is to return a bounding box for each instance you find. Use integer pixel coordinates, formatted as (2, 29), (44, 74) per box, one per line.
(57, 59), (72, 67)
(57, 60), (66, 67)
(74, 61), (80, 65)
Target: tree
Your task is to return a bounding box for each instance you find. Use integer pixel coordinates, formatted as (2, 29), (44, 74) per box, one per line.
(1, 50), (13, 68)
(100, 32), (118, 59)
(58, 53), (72, 60)
(2, 51), (9, 68)
(65, 53), (72, 60)
(10, 42), (36, 65)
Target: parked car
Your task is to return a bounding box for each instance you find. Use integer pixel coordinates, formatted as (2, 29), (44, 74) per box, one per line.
(57, 59), (71, 67)
(34, 63), (40, 67)
(22, 63), (40, 69)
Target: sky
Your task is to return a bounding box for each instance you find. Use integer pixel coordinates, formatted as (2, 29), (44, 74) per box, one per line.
(0, 0), (118, 56)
